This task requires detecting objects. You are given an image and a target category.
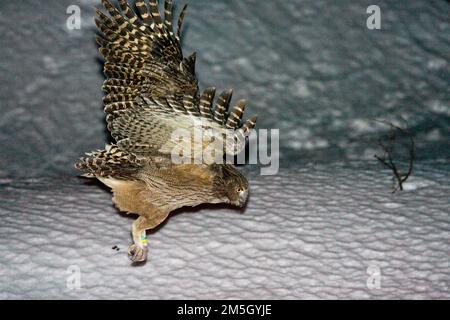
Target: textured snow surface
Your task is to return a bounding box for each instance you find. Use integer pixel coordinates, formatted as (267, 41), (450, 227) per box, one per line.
(0, 163), (449, 299)
(0, 0), (449, 299)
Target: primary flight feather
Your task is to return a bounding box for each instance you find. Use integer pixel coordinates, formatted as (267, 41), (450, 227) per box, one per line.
(75, 0), (257, 263)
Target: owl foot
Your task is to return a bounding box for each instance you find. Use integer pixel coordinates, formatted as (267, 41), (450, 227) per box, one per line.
(128, 244), (148, 263)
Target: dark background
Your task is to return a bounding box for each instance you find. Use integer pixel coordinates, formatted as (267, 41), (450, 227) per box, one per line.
(0, 0), (448, 177)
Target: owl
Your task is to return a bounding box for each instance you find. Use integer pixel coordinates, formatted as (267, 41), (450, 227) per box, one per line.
(75, 0), (257, 263)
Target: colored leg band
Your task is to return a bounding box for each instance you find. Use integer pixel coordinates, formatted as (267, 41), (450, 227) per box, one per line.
(140, 233), (148, 245)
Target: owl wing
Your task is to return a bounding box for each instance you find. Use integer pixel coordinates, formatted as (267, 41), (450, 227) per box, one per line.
(75, 144), (144, 179)
(96, 0), (198, 103)
(106, 89), (257, 160)
(96, 0), (257, 161)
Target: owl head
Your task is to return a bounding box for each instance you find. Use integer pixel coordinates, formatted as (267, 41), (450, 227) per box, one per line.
(213, 164), (249, 207)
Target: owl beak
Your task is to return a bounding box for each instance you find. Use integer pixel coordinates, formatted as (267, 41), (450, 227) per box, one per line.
(237, 190), (248, 207)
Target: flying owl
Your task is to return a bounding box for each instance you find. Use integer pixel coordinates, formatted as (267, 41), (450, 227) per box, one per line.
(75, 0), (257, 263)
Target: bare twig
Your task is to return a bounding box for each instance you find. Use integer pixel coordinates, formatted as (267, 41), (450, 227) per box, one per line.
(373, 120), (415, 193)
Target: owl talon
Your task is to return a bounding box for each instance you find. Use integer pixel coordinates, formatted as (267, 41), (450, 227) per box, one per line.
(128, 244), (148, 263)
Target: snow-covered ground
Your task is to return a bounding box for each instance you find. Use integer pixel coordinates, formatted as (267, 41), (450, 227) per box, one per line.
(0, 0), (449, 299)
(0, 162), (448, 299)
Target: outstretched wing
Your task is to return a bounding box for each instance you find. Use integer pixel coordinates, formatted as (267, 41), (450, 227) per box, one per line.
(96, 0), (198, 105)
(106, 88), (257, 159)
(95, 0), (257, 160)
(75, 144), (144, 179)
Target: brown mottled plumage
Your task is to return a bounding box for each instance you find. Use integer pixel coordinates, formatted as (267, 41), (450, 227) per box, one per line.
(75, 0), (257, 263)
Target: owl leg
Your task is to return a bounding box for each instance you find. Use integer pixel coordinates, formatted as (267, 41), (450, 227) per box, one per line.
(128, 217), (149, 263)
(128, 213), (169, 263)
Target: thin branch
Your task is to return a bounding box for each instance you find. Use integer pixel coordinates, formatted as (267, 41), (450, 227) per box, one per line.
(373, 119), (415, 193)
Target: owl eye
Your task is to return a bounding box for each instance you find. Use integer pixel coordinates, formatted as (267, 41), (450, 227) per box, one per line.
(236, 187), (244, 193)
